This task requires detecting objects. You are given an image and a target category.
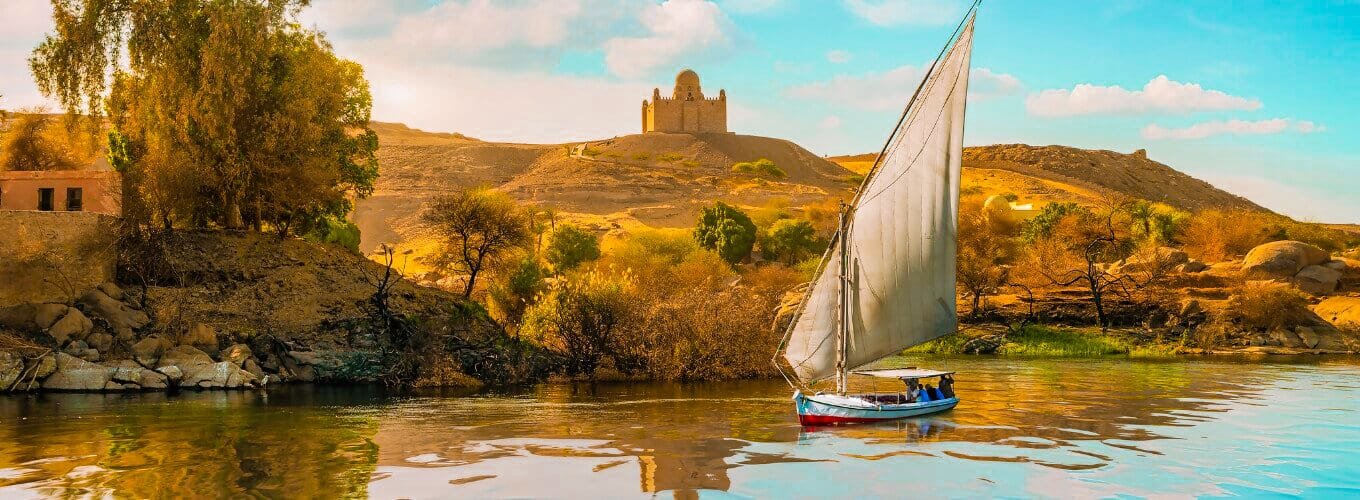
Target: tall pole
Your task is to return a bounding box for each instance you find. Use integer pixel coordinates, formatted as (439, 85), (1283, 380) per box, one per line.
(836, 202), (850, 395)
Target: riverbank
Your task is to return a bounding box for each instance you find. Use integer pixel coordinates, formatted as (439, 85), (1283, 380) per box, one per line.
(908, 323), (1360, 358)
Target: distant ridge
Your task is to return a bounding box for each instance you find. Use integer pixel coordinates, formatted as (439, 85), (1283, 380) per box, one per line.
(832, 144), (1268, 213)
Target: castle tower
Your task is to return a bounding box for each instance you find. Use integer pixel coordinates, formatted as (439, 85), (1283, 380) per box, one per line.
(642, 69), (728, 134)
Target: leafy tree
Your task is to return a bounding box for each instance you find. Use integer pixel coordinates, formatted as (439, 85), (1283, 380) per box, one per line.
(0, 112), (83, 171)
(546, 224), (601, 272)
(1126, 200), (1187, 245)
(1021, 202), (1087, 242)
(521, 269), (636, 376)
(761, 219), (821, 265)
(488, 254), (548, 328)
(421, 188), (531, 299)
(694, 201), (757, 264)
(957, 197), (1018, 317)
(30, 0), (378, 232)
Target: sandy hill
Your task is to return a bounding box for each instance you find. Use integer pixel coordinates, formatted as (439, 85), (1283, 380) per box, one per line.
(354, 124), (855, 256)
(832, 145), (1266, 213)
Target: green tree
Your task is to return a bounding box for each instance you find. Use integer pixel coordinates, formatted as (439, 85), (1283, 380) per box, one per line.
(1126, 200), (1188, 245)
(761, 219), (820, 265)
(421, 188), (532, 299)
(1021, 202), (1088, 242)
(694, 202), (757, 264)
(30, 0), (378, 232)
(521, 269), (636, 376)
(546, 224), (601, 272)
(488, 255), (547, 328)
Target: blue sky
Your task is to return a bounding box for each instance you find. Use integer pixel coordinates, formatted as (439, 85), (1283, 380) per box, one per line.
(1, 0), (1356, 221)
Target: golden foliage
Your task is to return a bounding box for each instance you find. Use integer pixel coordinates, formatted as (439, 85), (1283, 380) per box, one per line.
(1225, 283), (1313, 331)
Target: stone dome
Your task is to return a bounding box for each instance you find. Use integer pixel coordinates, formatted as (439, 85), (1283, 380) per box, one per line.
(675, 69), (700, 87)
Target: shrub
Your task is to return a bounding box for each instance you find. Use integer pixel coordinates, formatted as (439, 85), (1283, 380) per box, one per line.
(761, 219), (822, 265)
(632, 152), (650, 161)
(302, 214), (362, 254)
(546, 224), (601, 272)
(658, 152), (684, 162)
(521, 269), (637, 376)
(1181, 209), (1273, 262)
(680, 160), (700, 168)
(960, 185), (985, 196)
(694, 202), (758, 264)
(1021, 202), (1089, 243)
(581, 147), (602, 157)
(999, 192), (1019, 202)
(487, 255), (547, 328)
(1225, 283), (1313, 331)
(731, 158), (786, 179)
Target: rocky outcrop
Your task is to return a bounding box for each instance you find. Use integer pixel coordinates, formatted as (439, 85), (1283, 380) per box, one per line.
(41, 353), (114, 391)
(1241, 241), (1329, 279)
(79, 288), (150, 333)
(1315, 297), (1360, 330)
(1294, 265), (1342, 295)
(158, 345), (259, 389)
(47, 308), (93, 345)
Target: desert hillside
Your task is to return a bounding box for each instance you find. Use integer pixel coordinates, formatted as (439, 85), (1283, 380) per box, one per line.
(354, 123), (856, 254)
(355, 124), (1276, 260)
(834, 145), (1265, 213)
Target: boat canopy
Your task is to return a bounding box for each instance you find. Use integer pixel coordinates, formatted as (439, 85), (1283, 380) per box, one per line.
(852, 368), (954, 379)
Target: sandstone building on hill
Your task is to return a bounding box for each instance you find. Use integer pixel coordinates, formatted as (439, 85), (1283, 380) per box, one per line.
(642, 69), (728, 134)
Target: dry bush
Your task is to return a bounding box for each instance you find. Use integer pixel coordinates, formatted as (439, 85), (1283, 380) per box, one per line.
(1181, 209), (1273, 262)
(1225, 283), (1313, 331)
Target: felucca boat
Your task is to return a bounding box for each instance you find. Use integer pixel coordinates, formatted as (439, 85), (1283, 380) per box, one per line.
(773, 2), (978, 426)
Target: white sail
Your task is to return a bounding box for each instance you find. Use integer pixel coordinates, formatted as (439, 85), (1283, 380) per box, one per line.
(781, 15), (974, 383)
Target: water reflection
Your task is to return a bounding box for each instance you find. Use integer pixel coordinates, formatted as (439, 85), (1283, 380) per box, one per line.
(3, 356), (1359, 498)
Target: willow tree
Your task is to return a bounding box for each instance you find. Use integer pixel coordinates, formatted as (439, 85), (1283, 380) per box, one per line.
(30, 0), (378, 232)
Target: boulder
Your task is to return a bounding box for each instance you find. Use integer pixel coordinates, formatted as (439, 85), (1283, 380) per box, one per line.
(1268, 329), (1300, 348)
(1294, 326), (1320, 349)
(159, 345), (257, 389)
(78, 349), (101, 363)
(0, 351), (24, 390)
(1241, 241), (1330, 279)
(33, 304), (71, 330)
(62, 340), (90, 357)
(32, 355), (56, 379)
(242, 358), (265, 379)
(1179, 260), (1208, 273)
(1293, 265), (1342, 295)
(97, 282), (125, 301)
(181, 323), (220, 355)
(222, 344), (253, 367)
(86, 332), (114, 353)
(0, 304), (39, 331)
(131, 336), (170, 366)
(1315, 297), (1360, 330)
(41, 353), (113, 391)
(105, 360), (168, 390)
(78, 289), (150, 331)
(156, 365), (184, 384)
(48, 309), (93, 345)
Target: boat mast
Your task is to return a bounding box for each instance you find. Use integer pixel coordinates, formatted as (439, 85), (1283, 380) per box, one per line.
(835, 202), (850, 395)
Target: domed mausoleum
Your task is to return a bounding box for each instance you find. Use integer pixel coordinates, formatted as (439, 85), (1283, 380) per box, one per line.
(641, 69), (728, 134)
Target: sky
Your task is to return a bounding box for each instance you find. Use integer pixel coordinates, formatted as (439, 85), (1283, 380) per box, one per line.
(1, 0), (1357, 222)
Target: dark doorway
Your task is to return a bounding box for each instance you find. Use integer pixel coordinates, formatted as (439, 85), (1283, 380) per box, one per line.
(37, 188), (54, 211)
(66, 187), (83, 211)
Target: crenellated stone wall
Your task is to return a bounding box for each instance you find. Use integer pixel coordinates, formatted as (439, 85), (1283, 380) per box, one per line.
(642, 69), (729, 134)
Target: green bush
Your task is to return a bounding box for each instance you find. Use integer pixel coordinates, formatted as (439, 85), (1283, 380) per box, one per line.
(731, 158), (786, 179)
(658, 152), (684, 162)
(761, 219), (822, 265)
(632, 153), (650, 161)
(303, 214), (362, 253)
(546, 224), (602, 272)
(1021, 202), (1088, 243)
(694, 202), (758, 264)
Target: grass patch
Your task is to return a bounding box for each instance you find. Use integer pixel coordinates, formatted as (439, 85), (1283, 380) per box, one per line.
(658, 152), (684, 162)
(732, 158), (786, 179)
(632, 152), (650, 161)
(907, 325), (1176, 358)
(582, 147), (603, 157)
(680, 160), (700, 168)
(842, 173), (864, 185)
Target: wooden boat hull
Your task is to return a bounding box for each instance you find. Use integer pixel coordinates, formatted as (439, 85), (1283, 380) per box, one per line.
(793, 391), (957, 425)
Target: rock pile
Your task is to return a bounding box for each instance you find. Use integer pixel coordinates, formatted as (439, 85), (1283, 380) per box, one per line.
(0, 282), (339, 392)
(1240, 240), (1352, 296)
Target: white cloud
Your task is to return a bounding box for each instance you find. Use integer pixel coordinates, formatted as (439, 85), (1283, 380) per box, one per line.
(603, 0), (738, 79)
(1026, 75), (1261, 117)
(719, 0), (784, 13)
(1141, 118), (1326, 140)
(843, 0), (963, 26)
(826, 50), (852, 64)
(785, 64), (1022, 111)
(818, 115), (843, 129)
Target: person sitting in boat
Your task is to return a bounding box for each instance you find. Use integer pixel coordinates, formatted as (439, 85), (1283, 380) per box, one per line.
(939, 374), (955, 399)
(900, 377), (921, 403)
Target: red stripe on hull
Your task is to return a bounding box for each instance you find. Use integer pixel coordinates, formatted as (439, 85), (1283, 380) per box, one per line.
(798, 414), (899, 425)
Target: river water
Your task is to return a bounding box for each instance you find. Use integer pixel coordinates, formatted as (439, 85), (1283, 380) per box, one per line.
(2, 355), (1358, 498)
